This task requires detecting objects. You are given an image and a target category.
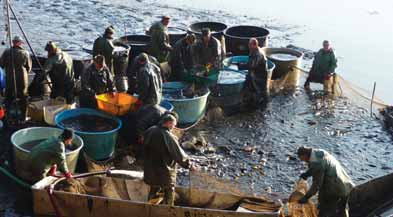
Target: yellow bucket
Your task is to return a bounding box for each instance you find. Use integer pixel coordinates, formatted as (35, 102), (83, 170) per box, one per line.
(96, 93), (140, 116)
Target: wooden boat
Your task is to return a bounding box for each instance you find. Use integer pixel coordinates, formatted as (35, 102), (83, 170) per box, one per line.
(32, 170), (283, 217)
(349, 172), (393, 217)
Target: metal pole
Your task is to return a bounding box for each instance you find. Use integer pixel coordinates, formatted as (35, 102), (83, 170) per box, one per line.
(5, 0), (18, 98)
(8, 2), (52, 90)
(370, 82), (376, 117)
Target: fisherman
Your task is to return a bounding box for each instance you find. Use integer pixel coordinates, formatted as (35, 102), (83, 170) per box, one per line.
(143, 112), (197, 206)
(30, 128), (74, 182)
(80, 55), (116, 108)
(242, 38), (270, 109)
(0, 36), (32, 122)
(192, 28), (222, 69)
(297, 147), (354, 217)
(43, 41), (75, 104)
(168, 33), (196, 81)
(135, 53), (162, 106)
(148, 16), (173, 63)
(304, 40), (338, 94)
(93, 26), (116, 73)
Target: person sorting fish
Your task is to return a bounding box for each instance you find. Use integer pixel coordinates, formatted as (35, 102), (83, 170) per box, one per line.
(0, 36), (32, 122)
(143, 112), (197, 206)
(304, 40), (338, 94)
(148, 16), (172, 63)
(297, 147), (354, 217)
(168, 33), (196, 81)
(242, 38), (270, 109)
(93, 26), (116, 73)
(30, 128), (75, 182)
(135, 53), (163, 106)
(43, 41), (75, 104)
(80, 55), (116, 108)
(192, 28), (222, 69)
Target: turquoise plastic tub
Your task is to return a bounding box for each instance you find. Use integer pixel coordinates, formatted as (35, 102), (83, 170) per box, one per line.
(55, 108), (122, 160)
(223, 55), (276, 75)
(163, 90), (210, 124)
(162, 82), (189, 95)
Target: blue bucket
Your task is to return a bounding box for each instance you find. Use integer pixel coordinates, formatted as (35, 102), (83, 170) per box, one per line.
(55, 108), (122, 160)
(160, 100), (174, 111)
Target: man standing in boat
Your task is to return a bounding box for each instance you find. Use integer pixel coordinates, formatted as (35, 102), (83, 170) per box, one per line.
(135, 53), (162, 106)
(304, 40), (338, 94)
(93, 26), (116, 73)
(0, 36), (32, 122)
(297, 146), (354, 217)
(43, 41), (75, 104)
(30, 128), (74, 182)
(148, 16), (173, 63)
(143, 112), (197, 206)
(80, 55), (116, 108)
(192, 28), (222, 69)
(242, 38), (270, 109)
(168, 33), (196, 81)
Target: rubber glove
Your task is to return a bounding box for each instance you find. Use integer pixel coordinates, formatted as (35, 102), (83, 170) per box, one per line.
(298, 197), (308, 204)
(64, 172), (73, 179)
(49, 164), (57, 176)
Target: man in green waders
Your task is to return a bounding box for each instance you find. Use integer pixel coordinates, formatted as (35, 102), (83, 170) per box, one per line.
(43, 41), (75, 104)
(297, 147), (354, 217)
(148, 16), (173, 63)
(93, 26), (116, 73)
(143, 112), (197, 206)
(30, 128), (74, 182)
(304, 40), (338, 94)
(0, 36), (32, 122)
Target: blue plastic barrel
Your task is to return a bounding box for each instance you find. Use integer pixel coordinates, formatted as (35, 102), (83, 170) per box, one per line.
(55, 108), (122, 160)
(0, 67), (5, 91)
(164, 90), (210, 125)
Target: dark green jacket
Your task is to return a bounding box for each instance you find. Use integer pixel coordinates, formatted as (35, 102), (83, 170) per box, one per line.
(93, 36), (115, 71)
(0, 46), (32, 97)
(302, 149), (354, 201)
(30, 136), (69, 178)
(82, 63), (115, 95)
(143, 125), (190, 186)
(310, 49), (337, 76)
(148, 21), (172, 62)
(137, 62), (162, 106)
(169, 37), (193, 79)
(192, 37), (221, 68)
(248, 48), (268, 80)
(43, 49), (74, 103)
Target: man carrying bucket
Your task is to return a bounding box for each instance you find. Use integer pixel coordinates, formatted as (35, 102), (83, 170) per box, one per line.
(30, 128), (74, 182)
(304, 40), (338, 94)
(242, 38), (270, 109)
(143, 112), (197, 206)
(80, 55), (116, 108)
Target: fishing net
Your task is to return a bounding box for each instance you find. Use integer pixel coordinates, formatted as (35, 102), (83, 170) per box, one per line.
(287, 179), (318, 217)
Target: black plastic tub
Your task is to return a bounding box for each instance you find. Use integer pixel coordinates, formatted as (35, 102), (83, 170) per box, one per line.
(224, 25), (270, 55)
(117, 35), (151, 60)
(168, 26), (187, 45)
(188, 22), (227, 39)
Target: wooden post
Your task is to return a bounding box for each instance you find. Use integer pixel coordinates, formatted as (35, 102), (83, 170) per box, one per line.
(370, 82), (376, 117)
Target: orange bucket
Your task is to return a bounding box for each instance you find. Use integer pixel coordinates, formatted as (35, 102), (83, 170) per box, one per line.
(96, 93), (140, 116)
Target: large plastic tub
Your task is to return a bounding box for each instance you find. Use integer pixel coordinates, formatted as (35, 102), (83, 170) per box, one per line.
(164, 90), (210, 124)
(262, 47), (304, 90)
(55, 108), (122, 160)
(163, 82), (190, 95)
(168, 26), (187, 45)
(188, 22), (227, 38)
(96, 93), (140, 116)
(224, 25), (270, 55)
(11, 127), (84, 181)
(214, 69), (247, 97)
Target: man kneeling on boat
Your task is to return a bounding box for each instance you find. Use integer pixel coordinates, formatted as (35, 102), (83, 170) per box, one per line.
(297, 147), (354, 217)
(143, 112), (197, 206)
(30, 128), (74, 182)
